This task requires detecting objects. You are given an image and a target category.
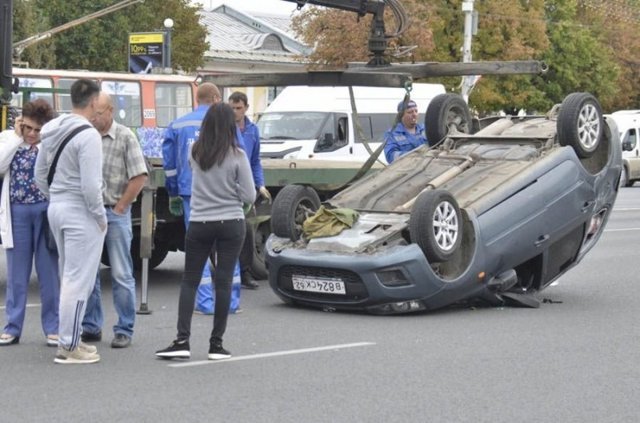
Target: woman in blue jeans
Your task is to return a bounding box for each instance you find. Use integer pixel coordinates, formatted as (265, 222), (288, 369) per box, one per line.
(156, 103), (255, 360)
(0, 99), (59, 346)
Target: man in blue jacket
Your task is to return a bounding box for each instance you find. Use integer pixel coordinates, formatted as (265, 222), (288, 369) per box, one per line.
(383, 100), (428, 163)
(228, 91), (271, 289)
(162, 83), (245, 314)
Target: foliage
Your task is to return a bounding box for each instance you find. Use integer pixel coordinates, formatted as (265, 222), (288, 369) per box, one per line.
(14, 0), (208, 73)
(292, 0), (640, 112)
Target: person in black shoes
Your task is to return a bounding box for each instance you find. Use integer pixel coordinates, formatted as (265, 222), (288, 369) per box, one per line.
(156, 103), (255, 361)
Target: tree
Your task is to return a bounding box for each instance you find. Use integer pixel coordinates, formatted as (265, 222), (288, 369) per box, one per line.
(13, 0), (56, 68)
(15, 0), (208, 73)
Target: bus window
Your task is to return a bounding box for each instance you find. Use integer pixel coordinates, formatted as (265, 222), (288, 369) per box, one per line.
(101, 80), (142, 127)
(155, 83), (193, 127)
(11, 77), (53, 110)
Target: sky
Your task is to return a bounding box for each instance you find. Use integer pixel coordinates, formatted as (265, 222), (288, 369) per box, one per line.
(194, 0), (300, 15)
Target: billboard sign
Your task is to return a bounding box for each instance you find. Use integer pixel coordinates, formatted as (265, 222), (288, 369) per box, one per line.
(128, 32), (164, 74)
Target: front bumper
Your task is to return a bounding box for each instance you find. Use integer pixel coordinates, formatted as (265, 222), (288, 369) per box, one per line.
(266, 236), (485, 314)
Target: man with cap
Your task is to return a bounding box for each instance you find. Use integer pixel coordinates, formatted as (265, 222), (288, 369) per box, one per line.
(383, 99), (428, 163)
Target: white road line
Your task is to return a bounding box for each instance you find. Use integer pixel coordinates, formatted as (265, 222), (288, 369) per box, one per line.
(604, 227), (640, 232)
(168, 342), (376, 368)
(613, 208), (640, 212)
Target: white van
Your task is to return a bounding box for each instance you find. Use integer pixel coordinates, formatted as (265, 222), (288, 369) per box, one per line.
(256, 84), (446, 162)
(607, 110), (640, 186)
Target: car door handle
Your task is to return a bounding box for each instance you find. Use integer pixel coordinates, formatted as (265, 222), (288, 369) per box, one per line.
(534, 234), (550, 247)
(581, 200), (595, 212)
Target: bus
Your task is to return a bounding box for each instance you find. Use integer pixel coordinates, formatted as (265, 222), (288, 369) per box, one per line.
(10, 67), (199, 158)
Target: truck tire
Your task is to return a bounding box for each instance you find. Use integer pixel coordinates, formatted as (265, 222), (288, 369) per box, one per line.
(249, 221), (270, 279)
(557, 92), (603, 158)
(271, 185), (321, 241)
(425, 93), (472, 146)
(409, 189), (462, 263)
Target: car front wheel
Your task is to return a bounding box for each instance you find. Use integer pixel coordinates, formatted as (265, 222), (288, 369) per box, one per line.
(409, 189), (462, 263)
(271, 185), (321, 241)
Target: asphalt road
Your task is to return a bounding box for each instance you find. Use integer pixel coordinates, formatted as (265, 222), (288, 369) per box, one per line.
(1, 188), (639, 423)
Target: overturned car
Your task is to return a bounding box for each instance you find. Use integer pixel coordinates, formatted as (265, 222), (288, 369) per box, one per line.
(266, 92), (622, 314)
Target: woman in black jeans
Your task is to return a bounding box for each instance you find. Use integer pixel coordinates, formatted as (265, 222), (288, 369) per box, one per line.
(156, 103), (255, 360)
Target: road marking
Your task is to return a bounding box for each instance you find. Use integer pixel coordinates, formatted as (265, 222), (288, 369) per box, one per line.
(168, 342), (376, 368)
(613, 208), (640, 212)
(604, 227), (640, 232)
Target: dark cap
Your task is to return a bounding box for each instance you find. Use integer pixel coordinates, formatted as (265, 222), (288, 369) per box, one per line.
(397, 99), (418, 113)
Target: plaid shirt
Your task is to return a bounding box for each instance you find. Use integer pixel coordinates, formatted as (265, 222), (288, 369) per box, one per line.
(101, 121), (148, 206)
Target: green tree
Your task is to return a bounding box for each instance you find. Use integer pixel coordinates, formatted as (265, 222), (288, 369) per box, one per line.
(15, 0), (207, 73)
(13, 0), (56, 68)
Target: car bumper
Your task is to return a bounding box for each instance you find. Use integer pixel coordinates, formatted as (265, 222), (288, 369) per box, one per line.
(266, 237), (486, 314)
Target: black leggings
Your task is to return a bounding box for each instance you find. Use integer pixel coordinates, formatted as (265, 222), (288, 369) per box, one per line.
(176, 219), (245, 344)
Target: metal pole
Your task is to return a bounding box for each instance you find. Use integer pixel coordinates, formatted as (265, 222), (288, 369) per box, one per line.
(461, 0), (474, 103)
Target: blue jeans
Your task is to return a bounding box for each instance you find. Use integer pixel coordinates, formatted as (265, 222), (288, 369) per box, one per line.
(4, 202), (59, 337)
(83, 206), (136, 337)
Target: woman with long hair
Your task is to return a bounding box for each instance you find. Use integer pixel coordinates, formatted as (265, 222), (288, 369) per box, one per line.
(0, 99), (59, 346)
(156, 102), (255, 360)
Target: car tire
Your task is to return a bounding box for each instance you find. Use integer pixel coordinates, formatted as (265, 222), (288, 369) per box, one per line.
(621, 166), (634, 187)
(100, 237), (169, 270)
(271, 185), (321, 241)
(409, 189), (462, 263)
(557, 92), (603, 158)
(425, 93), (472, 146)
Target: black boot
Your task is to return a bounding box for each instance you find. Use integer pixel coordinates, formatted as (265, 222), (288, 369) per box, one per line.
(241, 271), (259, 289)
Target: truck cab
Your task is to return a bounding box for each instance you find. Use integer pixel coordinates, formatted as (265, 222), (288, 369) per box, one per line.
(256, 84), (446, 163)
(608, 110), (640, 186)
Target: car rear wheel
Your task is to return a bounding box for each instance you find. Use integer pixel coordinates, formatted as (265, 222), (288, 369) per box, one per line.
(424, 93), (472, 146)
(409, 189), (462, 263)
(557, 92), (603, 158)
(271, 185), (321, 241)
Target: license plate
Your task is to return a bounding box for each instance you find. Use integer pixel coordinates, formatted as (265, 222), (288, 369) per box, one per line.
(291, 275), (346, 295)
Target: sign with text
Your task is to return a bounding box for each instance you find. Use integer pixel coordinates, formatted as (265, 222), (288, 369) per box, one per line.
(128, 32), (164, 74)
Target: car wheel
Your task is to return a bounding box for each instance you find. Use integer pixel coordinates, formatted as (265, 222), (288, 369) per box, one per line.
(100, 237), (169, 270)
(557, 92), (603, 158)
(425, 93), (472, 146)
(271, 185), (321, 241)
(409, 189), (462, 263)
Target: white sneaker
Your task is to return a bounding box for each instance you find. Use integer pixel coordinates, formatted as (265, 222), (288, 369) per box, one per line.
(54, 347), (100, 364)
(79, 341), (97, 354)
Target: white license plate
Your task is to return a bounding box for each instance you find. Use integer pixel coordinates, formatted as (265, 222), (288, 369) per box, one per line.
(291, 275), (346, 295)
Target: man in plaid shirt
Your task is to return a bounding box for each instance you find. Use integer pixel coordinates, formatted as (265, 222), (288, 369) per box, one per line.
(81, 92), (148, 349)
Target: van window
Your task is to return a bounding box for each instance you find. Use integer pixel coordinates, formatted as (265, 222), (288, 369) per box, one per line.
(356, 113), (400, 142)
(101, 80), (142, 127)
(257, 112), (330, 140)
(624, 129), (637, 150)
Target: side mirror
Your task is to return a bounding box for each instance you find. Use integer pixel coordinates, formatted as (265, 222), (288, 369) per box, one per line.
(622, 140), (634, 152)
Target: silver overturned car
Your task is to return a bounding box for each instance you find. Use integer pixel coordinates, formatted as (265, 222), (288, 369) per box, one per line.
(265, 92), (622, 314)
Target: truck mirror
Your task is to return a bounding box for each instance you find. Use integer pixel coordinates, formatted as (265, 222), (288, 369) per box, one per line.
(316, 133), (335, 151)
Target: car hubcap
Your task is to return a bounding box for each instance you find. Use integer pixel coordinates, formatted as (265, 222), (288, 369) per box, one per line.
(432, 201), (458, 251)
(577, 103), (600, 151)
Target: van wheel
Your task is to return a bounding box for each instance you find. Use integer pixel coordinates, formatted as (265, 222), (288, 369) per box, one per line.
(557, 93), (603, 158)
(409, 189), (462, 263)
(271, 185), (321, 241)
(425, 94), (472, 146)
(621, 166), (634, 187)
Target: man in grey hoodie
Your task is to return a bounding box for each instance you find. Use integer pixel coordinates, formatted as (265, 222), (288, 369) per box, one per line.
(35, 79), (107, 364)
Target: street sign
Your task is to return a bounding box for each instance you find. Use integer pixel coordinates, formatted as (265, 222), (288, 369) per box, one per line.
(128, 32), (164, 74)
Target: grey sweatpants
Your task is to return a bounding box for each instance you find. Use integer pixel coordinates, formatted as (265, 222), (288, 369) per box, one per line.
(48, 200), (105, 350)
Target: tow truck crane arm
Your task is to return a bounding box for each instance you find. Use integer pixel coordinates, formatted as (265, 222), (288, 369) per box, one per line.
(281, 0), (393, 66)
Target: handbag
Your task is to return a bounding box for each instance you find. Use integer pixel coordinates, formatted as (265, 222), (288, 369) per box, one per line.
(44, 124), (92, 253)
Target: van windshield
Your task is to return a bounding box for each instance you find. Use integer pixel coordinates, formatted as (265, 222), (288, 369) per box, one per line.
(257, 112), (329, 141)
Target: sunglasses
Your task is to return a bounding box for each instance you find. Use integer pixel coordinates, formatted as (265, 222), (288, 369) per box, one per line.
(21, 123), (42, 134)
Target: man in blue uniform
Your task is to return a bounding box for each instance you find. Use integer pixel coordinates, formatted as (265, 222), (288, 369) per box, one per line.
(228, 91), (272, 289)
(383, 99), (428, 163)
(162, 83), (244, 314)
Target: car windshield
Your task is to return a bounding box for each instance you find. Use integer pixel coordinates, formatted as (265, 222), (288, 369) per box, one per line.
(257, 112), (329, 141)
